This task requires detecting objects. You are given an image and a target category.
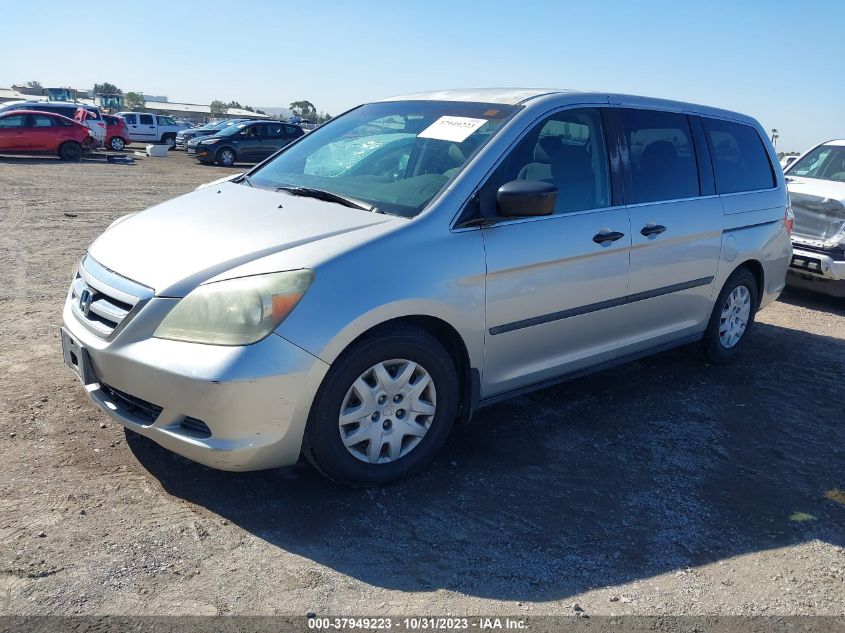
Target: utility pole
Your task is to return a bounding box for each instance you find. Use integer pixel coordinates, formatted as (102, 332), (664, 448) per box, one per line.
(771, 129), (779, 149)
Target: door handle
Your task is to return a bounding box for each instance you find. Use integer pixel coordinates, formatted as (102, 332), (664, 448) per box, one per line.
(593, 231), (625, 244)
(640, 224), (667, 237)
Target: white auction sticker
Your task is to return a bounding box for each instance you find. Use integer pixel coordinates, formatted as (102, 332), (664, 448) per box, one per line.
(418, 116), (488, 143)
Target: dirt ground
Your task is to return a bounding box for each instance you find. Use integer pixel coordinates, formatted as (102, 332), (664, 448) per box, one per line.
(0, 149), (843, 618)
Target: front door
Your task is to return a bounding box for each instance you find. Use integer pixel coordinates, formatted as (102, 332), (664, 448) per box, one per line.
(614, 108), (722, 354)
(235, 123), (266, 161)
(480, 107), (631, 397)
(0, 113), (28, 151)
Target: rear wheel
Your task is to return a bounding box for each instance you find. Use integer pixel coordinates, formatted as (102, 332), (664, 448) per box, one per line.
(216, 147), (236, 167)
(303, 324), (458, 486)
(108, 136), (125, 151)
(701, 267), (758, 363)
(58, 141), (82, 161)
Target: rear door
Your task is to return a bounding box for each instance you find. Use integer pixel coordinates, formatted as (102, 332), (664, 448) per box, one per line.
(480, 107), (631, 396)
(613, 107), (723, 354)
(138, 114), (157, 141)
(0, 113), (27, 150)
(29, 113), (59, 151)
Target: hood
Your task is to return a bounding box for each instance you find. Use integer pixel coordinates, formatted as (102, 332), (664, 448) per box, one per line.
(786, 176), (845, 245)
(88, 182), (394, 296)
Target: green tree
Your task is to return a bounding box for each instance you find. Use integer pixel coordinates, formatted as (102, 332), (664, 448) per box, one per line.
(226, 100), (243, 110)
(210, 100), (228, 117)
(255, 109), (266, 115)
(93, 82), (122, 95)
(124, 92), (146, 110)
(289, 100), (318, 121)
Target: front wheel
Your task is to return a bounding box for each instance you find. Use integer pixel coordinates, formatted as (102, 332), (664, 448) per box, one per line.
(162, 134), (176, 150)
(302, 324), (458, 486)
(701, 267), (759, 363)
(58, 141), (82, 161)
(215, 147), (236, 167)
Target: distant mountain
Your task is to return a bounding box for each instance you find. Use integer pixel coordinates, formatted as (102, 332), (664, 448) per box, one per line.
(257, 106), (292, 118)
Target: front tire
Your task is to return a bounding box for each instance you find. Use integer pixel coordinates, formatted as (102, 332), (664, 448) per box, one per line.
(701, 267), (758, 364)
(58, 141), (82, 161)
(108, 136), (125, 151)
(303, 324), (458, 486)
(162, 134), (176, 150)
(215, 147), (236, 167)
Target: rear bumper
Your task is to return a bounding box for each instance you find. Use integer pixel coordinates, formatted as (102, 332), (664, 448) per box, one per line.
(62, 296), (330, 471)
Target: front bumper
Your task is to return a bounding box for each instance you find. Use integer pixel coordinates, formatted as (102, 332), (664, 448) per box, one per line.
(175, 135), (193, 149)
(62, 293), (329, 471)
(787, 245), (845, 296)
(193, 144), (213, 161)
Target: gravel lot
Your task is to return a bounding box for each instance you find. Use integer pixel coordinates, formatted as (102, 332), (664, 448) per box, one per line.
(0, 149), (843, 618)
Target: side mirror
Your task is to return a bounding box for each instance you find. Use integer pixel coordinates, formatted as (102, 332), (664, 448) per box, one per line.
(496, 180), (557, 217)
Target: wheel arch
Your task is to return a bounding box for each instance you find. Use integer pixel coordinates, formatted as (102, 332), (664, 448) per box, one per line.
(327, 314), (477, 426)
(733, 258), (765, 308)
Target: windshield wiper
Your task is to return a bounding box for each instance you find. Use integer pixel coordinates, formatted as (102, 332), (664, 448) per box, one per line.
(275, 186), (375, 212)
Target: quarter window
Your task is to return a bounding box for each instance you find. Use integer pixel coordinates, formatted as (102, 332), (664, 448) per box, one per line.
(620, 109), (700, 204)
(702, 118), (774, 193)
(482, 108), (612, 215)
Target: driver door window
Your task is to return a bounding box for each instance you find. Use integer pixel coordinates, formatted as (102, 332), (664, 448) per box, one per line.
(480, 108), (612, 217)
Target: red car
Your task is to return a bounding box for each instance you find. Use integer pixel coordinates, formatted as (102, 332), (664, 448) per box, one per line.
(103, 114), (130, 151)
(0, 110), (95, 161)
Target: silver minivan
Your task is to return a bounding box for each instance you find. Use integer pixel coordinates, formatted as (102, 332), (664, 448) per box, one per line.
(61, 89), (792, 485)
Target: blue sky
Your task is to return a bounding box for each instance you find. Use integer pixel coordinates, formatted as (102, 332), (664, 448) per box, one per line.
(4, 0), (843, 152)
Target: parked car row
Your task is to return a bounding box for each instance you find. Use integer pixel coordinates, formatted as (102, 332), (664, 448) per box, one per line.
(0, 110), (97, 160)
(186, 119), (304, 166)
(0, 100), (106, 146)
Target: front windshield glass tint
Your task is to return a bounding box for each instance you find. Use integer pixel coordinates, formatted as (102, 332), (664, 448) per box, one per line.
(789, 145), (845, 183)
(249, 100), (519, 217)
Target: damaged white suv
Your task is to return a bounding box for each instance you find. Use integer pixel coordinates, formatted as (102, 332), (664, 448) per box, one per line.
(785, 140), (845, 296)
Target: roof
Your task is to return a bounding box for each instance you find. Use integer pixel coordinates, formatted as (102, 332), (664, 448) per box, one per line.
(380, 88), (569, 105)
(378, 88), (761, 126)
(822, 140), (845, 146)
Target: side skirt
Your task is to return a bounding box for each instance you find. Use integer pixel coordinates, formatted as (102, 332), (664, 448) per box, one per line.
(476, 333), (703, 409)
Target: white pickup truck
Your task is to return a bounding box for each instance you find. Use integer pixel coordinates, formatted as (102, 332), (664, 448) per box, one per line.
(116, 112), (191, 148)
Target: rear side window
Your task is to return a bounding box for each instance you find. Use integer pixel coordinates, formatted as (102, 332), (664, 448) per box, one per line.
(139, 114), (154, 125)
(32, 115), (55, 127)
(620, 109), (700, 204)
(703, 118), (774, 193)
(285, 125), (302, 138)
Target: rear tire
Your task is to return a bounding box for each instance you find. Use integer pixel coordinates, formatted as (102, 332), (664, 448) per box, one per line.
(302, 324), (458, 487)
(58, 141), (82, 161)
(701, 267), (759, 364)
(108, 136), (125, 151)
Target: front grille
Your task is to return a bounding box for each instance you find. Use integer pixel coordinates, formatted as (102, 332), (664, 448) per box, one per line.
(68, 255), (154, 338)
(100, 382), (162, 425)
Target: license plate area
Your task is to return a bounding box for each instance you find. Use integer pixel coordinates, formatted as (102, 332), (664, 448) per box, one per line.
(61, 328), (97, 385)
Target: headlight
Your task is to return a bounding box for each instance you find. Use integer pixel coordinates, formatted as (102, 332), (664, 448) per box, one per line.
(202, 138), (222, 145)
(153, 270), (314, 345)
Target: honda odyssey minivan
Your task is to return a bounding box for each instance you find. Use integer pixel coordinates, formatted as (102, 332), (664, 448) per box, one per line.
(61, 89), (792, 485)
